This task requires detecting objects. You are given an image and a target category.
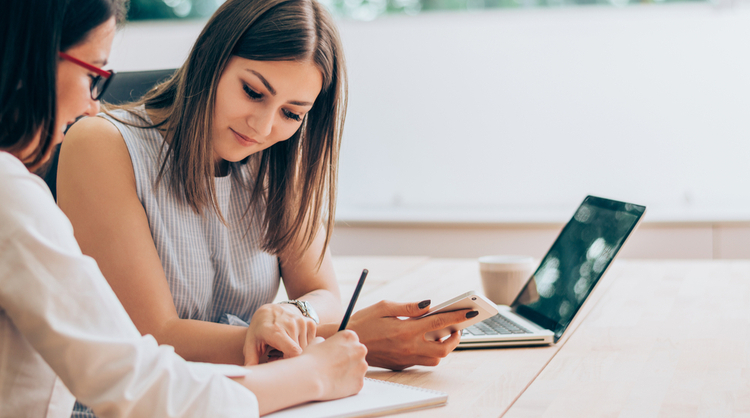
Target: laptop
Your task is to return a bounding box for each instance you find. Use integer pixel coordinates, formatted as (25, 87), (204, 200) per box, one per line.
(457, 195), (646, 348)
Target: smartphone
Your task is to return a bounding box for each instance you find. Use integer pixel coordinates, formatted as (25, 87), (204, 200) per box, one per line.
(419, 291), (499, 341)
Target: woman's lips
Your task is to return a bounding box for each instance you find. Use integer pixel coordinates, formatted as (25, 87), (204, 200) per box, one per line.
(231, 128), (259, 147)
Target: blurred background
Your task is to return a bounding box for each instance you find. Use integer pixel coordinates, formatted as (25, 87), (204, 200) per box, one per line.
(127, 0), (712, 20)
(109, 0), (750, 259)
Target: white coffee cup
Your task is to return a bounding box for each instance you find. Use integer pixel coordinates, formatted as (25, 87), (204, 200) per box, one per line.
(478, 255), (535, 306)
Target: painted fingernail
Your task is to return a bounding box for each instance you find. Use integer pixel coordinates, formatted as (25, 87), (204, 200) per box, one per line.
(418, 300), (431, 309)
(466, 310), (479, 319)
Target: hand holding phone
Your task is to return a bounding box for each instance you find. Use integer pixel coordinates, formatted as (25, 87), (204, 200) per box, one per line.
(419, 291), (499, 341)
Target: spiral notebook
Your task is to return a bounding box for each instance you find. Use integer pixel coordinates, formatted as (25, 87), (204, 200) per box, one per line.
(264, 377), (448, 418)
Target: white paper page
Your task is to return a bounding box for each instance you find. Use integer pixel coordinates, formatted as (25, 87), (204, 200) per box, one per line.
(265, 378), (447, 418)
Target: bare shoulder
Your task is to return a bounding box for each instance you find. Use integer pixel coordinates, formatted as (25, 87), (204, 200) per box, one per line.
(61, 115), (127, 161)
(59, 115), (134, 186)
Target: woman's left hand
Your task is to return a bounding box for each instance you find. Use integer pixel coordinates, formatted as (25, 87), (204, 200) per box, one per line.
(242, 303), (317, 366)
(345, 300), (468, 371)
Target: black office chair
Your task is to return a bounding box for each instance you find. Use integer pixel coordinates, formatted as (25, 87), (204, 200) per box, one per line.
(40, 68), (176, 200)
(99, 68), (176, 106)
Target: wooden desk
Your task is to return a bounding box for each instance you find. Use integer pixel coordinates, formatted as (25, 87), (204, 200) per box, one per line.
(331, 257), (750, 417)
(505, 260), (750, 418)
(331, 256), (622, 417)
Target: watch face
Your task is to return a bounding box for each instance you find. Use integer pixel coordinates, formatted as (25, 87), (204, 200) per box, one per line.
(296, 301), (309, 315)
(300, 301), (320, 324)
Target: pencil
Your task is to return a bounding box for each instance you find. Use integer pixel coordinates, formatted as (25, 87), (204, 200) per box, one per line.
(338, 269), (368, 331)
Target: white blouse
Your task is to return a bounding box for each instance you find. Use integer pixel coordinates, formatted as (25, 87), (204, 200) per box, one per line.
(0, 152), (259, 418)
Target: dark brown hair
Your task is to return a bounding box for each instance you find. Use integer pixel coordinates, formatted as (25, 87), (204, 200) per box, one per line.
(0, 0), (127, 171)
(0, 0), (62, 170)
(122, 0), (347, 263)
(62, 0), (128, 51)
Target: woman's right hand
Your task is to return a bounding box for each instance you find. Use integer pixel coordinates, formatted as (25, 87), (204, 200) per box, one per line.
(231, 329), (368, 415)
(303, 330), (368, 401)
(243, 303), (317, 366)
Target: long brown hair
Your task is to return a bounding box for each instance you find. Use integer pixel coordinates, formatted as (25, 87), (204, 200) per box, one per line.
(119, 0), (346, 264)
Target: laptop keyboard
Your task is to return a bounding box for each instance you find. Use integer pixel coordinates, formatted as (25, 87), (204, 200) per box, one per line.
(462, 313), (532, 336)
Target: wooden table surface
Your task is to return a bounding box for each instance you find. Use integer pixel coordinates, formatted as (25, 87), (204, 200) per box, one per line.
(506, 260), (750, 418)
(329, 257), (750, 418)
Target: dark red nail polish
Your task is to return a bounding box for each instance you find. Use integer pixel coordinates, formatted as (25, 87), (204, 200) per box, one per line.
(466, 310), (479, 319)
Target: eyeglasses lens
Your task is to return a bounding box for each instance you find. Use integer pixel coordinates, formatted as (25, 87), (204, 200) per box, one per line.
(91, 72), (114, 101)
(91, 76), (104, 100)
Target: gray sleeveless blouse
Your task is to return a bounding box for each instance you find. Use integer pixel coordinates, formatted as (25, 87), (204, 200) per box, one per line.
(103, 107), (280, 324)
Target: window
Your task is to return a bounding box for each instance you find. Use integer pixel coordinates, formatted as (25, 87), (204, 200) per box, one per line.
(129, 0), (708, 21)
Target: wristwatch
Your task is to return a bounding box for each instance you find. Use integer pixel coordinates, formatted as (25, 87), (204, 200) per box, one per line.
(278, 300), (319, 324)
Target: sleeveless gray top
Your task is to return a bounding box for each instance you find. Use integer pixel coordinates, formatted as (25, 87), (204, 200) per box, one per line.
(103, 107), (280, 324)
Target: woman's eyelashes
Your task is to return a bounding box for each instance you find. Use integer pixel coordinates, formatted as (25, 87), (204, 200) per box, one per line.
(242, 83), (304, 122)
(283, 109), (302, 122)
(243, 83), (262, 100)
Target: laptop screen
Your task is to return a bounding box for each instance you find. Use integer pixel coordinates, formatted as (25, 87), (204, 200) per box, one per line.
(511, 196), (645, 343)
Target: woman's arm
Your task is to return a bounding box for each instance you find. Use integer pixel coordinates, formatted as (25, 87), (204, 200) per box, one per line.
(279, 230), (343, 323)
(0, 157), (258, 417)
(58, 117), (248, 365)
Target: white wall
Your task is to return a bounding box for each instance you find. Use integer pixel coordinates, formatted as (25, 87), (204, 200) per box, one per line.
(336, 4), (750, 223)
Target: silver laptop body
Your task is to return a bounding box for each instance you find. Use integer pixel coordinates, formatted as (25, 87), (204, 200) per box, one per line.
(458, 195), (646, 348)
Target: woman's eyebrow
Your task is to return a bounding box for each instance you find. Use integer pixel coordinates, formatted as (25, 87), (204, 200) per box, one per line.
(246, 69), (276, 95)
(245, 68), (314, 107)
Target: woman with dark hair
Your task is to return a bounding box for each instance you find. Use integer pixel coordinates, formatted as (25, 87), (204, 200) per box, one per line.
(0, 0), (368, 416)
(58, 0), (475, 384)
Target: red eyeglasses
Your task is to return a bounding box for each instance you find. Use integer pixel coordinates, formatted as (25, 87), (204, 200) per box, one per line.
(59, 52), (115, 101)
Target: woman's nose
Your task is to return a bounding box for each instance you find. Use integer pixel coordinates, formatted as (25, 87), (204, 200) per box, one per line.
(83, 99), (101, 117)
(250, 109), (274, 138)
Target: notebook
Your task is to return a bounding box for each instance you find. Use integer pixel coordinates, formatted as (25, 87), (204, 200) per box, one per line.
(458, 195), (646, 348)
(264, 378), (448, 418)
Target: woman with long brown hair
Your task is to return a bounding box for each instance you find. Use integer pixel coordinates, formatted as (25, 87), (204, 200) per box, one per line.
(0, 0), (367, 416)
(58, 0), (474, 407)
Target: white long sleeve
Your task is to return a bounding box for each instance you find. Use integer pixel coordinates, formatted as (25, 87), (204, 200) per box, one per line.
(0, 152), (259, 418)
